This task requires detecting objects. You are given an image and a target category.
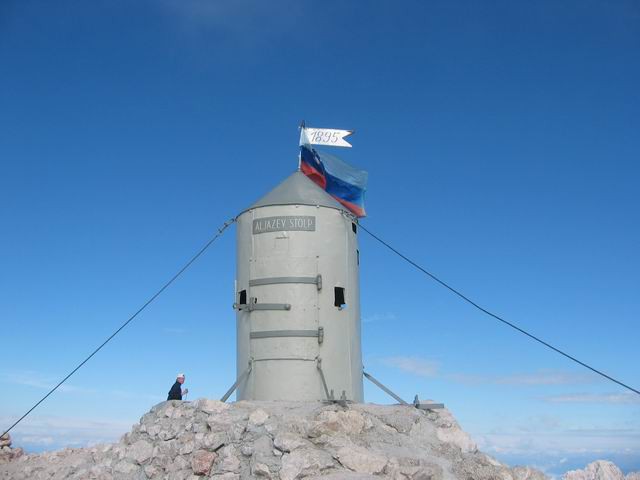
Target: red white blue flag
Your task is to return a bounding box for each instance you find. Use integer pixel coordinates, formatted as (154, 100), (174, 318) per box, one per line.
(299, 128), (367, 217)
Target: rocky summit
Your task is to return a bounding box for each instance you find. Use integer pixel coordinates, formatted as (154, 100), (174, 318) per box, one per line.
(562, 461), (640, 480)
(0, 399), (551, 479)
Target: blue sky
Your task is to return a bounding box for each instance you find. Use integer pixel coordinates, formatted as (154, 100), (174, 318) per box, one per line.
(1, 0), (639, 476)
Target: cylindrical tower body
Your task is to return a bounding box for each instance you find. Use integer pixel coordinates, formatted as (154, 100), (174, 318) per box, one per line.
(235, 172), (363, 402)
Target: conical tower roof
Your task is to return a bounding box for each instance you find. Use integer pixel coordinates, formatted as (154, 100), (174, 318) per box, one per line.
(245, 171), (349, 214)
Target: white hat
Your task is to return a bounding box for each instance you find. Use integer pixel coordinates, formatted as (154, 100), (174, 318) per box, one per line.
(177, 373), (185, 378)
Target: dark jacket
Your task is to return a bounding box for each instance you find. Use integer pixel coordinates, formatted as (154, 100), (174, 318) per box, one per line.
(167, 381), (182, 401)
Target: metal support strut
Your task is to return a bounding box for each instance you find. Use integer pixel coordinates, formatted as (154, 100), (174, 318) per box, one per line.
(363, 371), (409, 405)
(363, 371), (445, 410)
(316, 358), (334, 401)
(220, 361), (253, 402)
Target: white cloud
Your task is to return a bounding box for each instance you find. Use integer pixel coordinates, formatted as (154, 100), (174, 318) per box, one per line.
(473, 414), (640, 461)
(515, 415), (562, 432)
(380, 356), (439, 378)
(493, 371), (600, 386)
(0, 370), (94, 394)
(542, 392), (640, 405)
(446, 370), (600, 386)
(377, 360), (600, 387)
(1, 414), (135, 452)
(0, 370), (163, 403)
(475, 428), (640, 456)
(19, 435), (55, 447)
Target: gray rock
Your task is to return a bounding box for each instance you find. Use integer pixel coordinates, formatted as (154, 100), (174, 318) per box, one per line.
(274, 432), (311, 453)
(251, 461), (272, 477)
(113, 459), (139, 475)
(513, 465), (549, 480)
(306, 474), (378, 480)
(210, 473), (240, 480)
(178, 434), (196, 455)
(143, 464), (161, 478)
(166, 454), (190, 473)
(126, 440), (153, 465)
(202, 431), (227, 451)
(0, 399), (555, 480)
(248, 408), (270, 427)
(280, 447), (335, 480)
(217, 445), (241, 473)
(311, 409), (365, 437)
(563, 460), (633, 480)
(337, 445), (388, 474)
(195, 399), (230, 415)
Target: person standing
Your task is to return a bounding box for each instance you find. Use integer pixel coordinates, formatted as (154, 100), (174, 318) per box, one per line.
(167, 373), (188, 401)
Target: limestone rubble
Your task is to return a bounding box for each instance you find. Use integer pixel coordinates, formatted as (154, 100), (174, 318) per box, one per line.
(562, 460), (640, 480)
(1, 399), (551, 479)
(0, 433), (23, 465)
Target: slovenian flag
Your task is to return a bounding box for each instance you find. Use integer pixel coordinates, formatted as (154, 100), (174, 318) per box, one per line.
(299, 143), (368, 217)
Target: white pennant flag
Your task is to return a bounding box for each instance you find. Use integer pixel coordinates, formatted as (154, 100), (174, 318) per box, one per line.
(300, 127), (353, 148)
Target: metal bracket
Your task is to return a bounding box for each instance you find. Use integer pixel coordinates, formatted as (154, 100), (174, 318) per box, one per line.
(252, 357), (316, 362)
(251, 296), (290, 311)
(249, 275), (322, 291)
(413, 395), (445, 410)
(220, 361), (253, 402)
(250, 329), (321, 339)
(237, 297), (291, 311)
(316, 359), (351, 405)
(338, 390), (348, 408)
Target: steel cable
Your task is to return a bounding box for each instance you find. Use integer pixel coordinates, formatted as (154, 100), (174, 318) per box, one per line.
(358, 222), (640, 396)
(1, 218), (236, 438)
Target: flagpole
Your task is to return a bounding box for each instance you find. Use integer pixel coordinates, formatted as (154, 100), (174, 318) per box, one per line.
(298, 120), (305, 171)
